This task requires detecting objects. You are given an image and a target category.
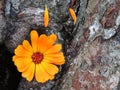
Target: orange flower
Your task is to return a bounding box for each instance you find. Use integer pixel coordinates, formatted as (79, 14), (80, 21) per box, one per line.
(44, 5), (49, 27)
(13, 30), (65, 83)
(69, 8), (76, 24)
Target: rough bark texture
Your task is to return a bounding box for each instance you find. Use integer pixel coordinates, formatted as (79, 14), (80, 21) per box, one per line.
(55, 0), (120, 90)
(0, 0), (120, 90)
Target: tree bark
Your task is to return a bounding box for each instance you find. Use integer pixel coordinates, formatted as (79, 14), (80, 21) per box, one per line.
(0, 0), (120, 90)
(54, 0), (120, 90)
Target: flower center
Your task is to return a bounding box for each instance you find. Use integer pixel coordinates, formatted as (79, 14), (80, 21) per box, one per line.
(32, 52), (43, 64)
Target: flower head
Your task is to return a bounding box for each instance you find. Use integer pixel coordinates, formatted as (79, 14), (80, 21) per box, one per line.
(13, 30), (65, 83)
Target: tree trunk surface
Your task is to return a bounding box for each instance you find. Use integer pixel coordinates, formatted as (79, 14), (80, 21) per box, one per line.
(0, 0), (120, 90)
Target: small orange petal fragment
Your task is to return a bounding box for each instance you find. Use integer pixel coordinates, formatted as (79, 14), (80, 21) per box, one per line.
(69, 8), (76, 24)
(44, 5), (49, 27)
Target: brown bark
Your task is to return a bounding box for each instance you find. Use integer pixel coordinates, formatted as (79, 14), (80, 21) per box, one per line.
(0, 0), (120, 90)
(54, 0), (120, 90)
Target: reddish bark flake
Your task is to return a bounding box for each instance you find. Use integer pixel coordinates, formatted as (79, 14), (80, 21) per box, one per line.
(101, 0), (120, 28)
(72, 71), (107, 90)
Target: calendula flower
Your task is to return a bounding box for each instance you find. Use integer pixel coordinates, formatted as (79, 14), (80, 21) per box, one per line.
(69, 8), (77, 24)
(44, 5), (49, 27)
(13, 30), (65, 83)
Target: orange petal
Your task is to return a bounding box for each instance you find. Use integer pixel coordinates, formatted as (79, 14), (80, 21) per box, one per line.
(13, 56), (33, 72)
(30, 30), (38, 52)
(35, 64), (43, 82)
(41, 62), (59, 75)
(15, 45), (32, 57)
(13, 55), (31, 61)
(44, 44), (62, 54)
(35, 64), (54, 83)
(13, 57), (32, 67)
(44, 58), (65, 65)
(22, 63), (35, 81)
(69, 8), (76, 24)
(37, 34), (57, 53)
(48, 34), (57, 45)
(13, 55), (19, 60)
(22, 40), (33, 53)
(17, 62), (31, 72)
(43, 52), (65, 65)
(44, 5), (49, 27)
(37, 34), (49, 53)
